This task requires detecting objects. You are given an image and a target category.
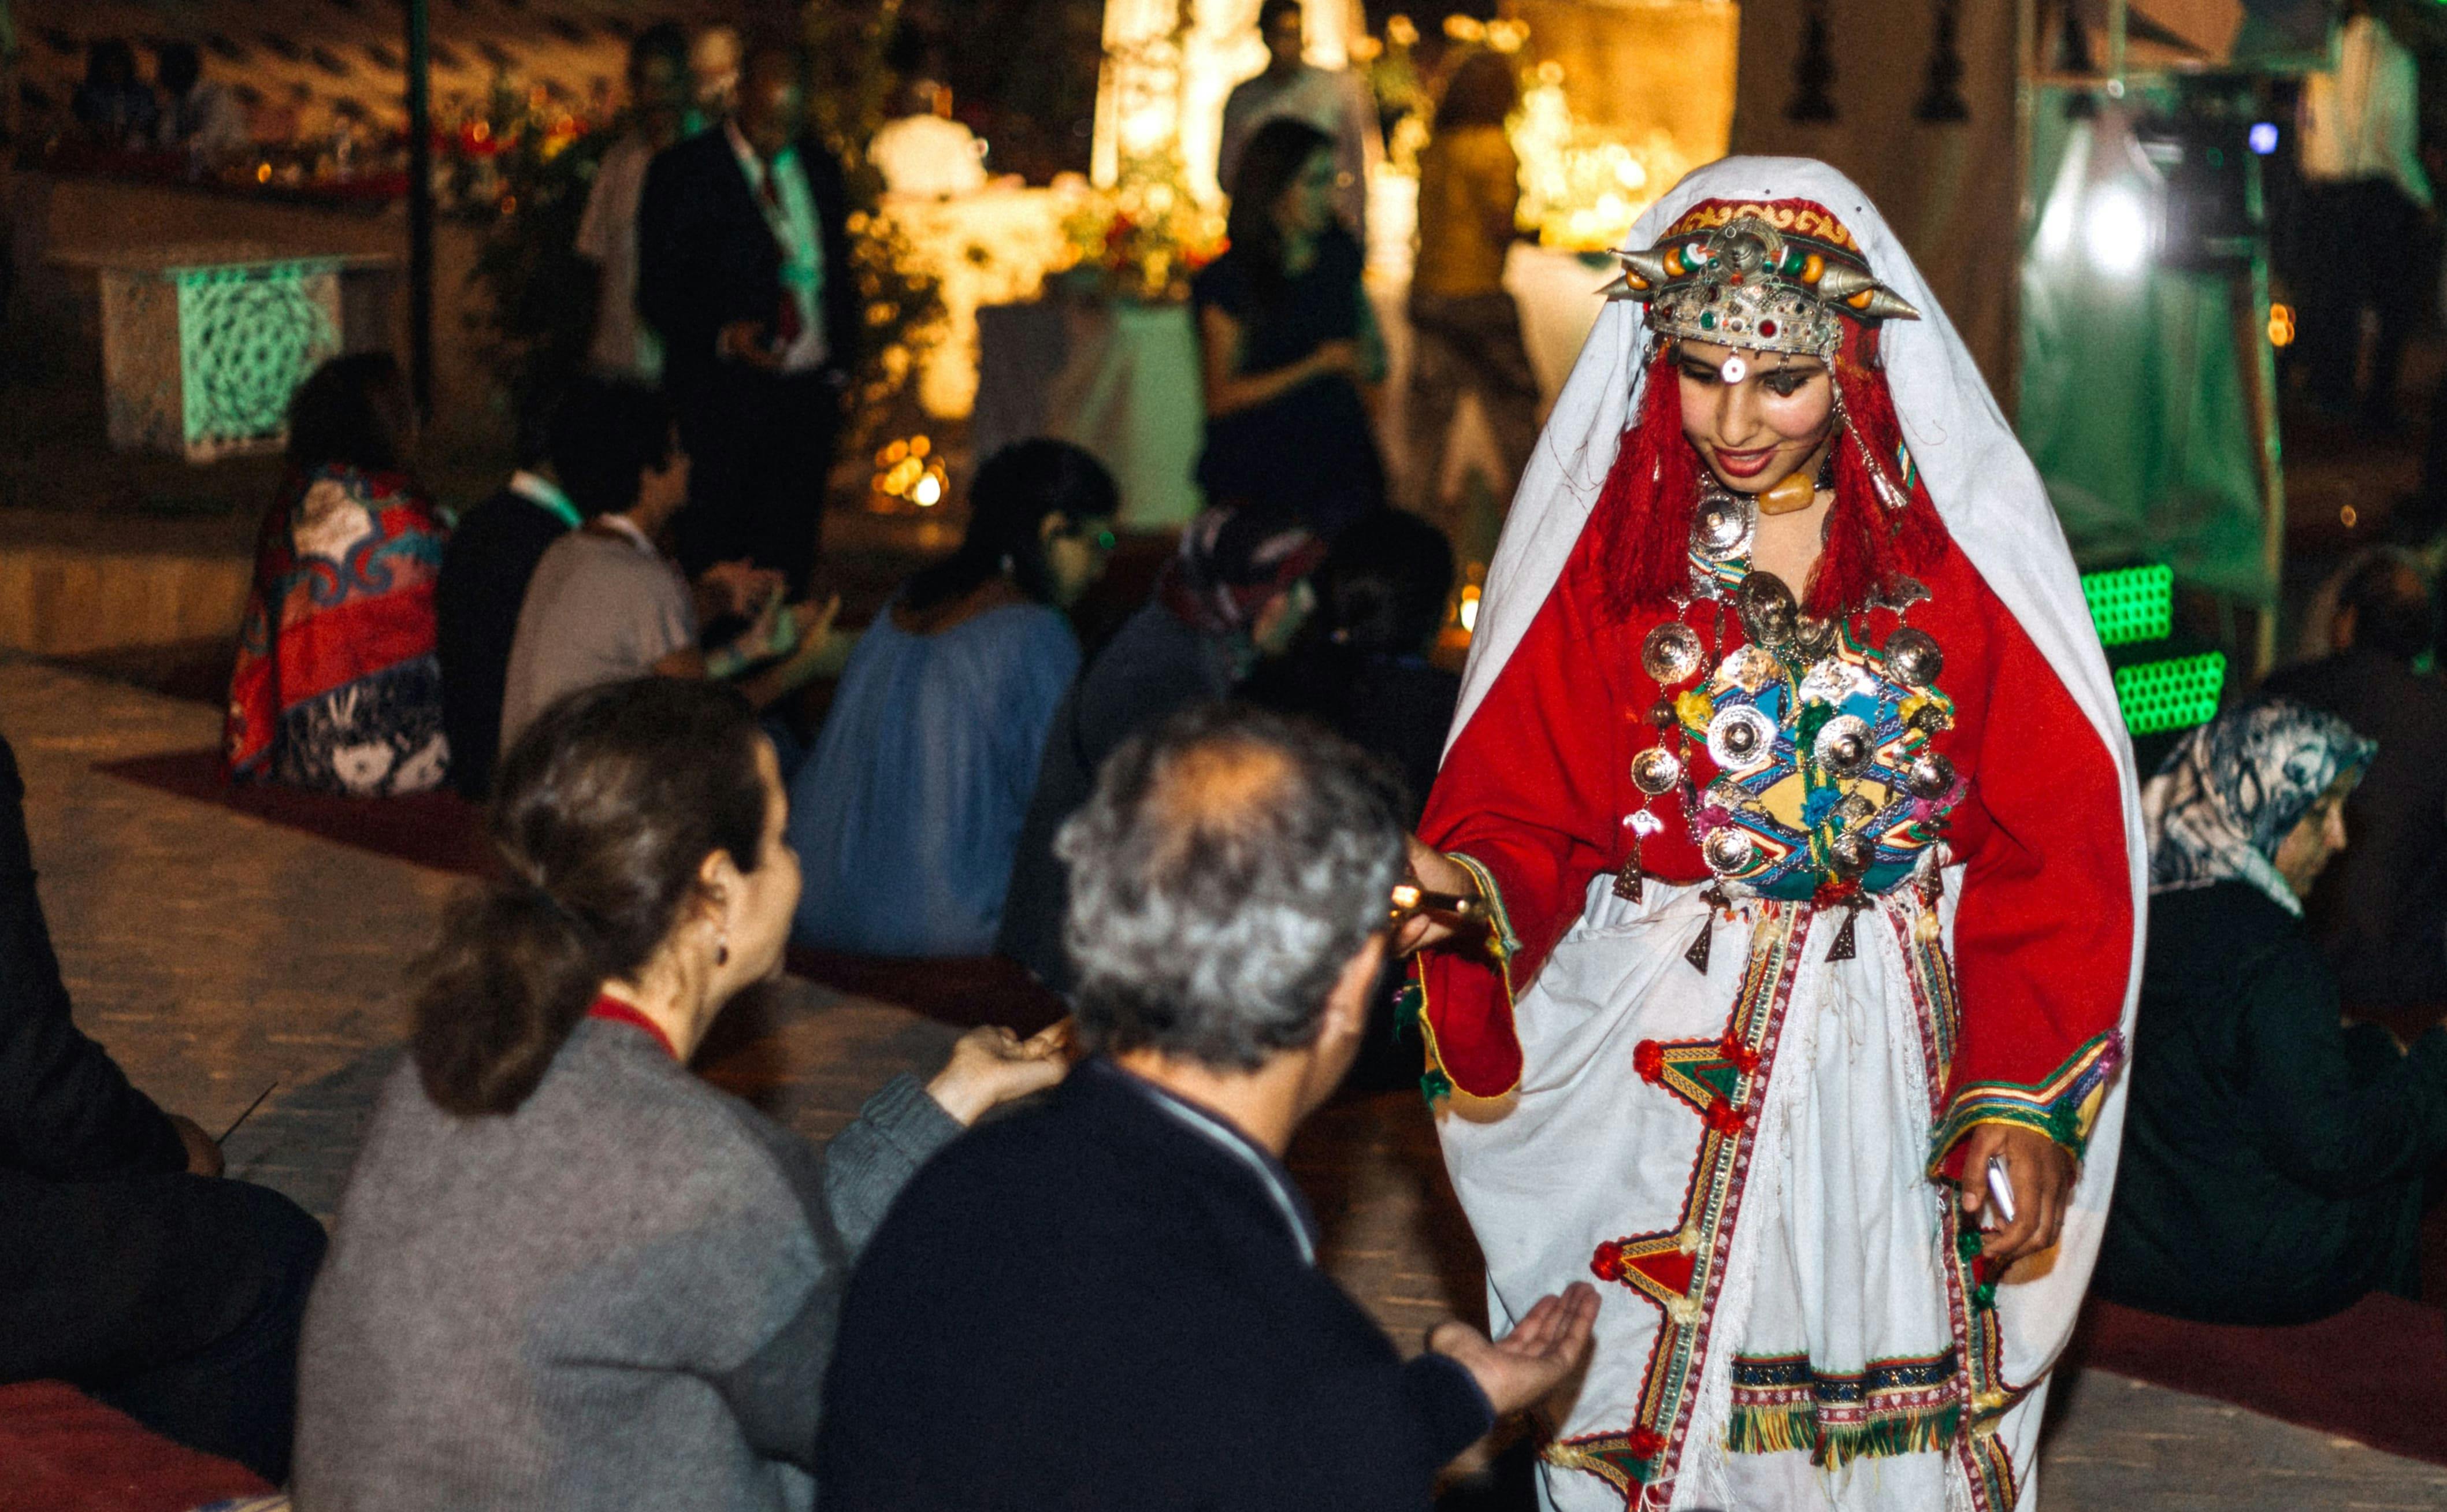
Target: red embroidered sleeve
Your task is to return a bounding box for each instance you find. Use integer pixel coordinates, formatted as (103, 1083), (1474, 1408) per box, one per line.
(1928, 574), (2131, 1176)
(1413, 552), (1634, 1098)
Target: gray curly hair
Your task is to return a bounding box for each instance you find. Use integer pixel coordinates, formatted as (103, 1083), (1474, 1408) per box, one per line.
(1056, 703), (1407, 1071)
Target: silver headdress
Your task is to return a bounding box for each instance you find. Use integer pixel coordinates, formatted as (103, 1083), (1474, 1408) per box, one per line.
(1602, 210), (1921, 356)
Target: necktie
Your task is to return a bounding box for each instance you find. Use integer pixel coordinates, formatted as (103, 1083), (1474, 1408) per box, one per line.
(757, 159), (803, 347)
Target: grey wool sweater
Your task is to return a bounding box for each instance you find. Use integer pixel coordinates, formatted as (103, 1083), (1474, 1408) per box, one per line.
(293, 1018), (960, 1511)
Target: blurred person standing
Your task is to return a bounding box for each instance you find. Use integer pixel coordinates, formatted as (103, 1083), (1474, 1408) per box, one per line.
(2296, 0), (2432, 428)
(296, 678), (1067, 1511)
(637, 47), (859, 596)
(1217, 0), (1379, 243)
(2262, 547), (2447, 1019)
(150, 42), (248, 171)
(1406, 51), (1536, 565)
(225, 354), (451, 795)
(70, 38), (154, 148)
(997, 506), (1325, 991)
(1195, 118), (1387, 536)
(575, 24), (693, 387)
(789, 441), (1118, 958)
(819, 704), (1597, 1511)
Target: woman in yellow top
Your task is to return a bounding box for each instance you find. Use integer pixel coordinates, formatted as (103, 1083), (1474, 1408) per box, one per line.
(1408, 51), (1539, 567)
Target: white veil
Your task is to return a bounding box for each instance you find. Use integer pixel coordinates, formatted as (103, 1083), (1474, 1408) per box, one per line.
(1455, 157), (2146, 1384)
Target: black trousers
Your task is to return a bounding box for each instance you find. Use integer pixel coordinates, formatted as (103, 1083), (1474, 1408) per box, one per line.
(0, 1168), (326, 1483)
(2297, 178), (2429, 422)
(670, 366), (845, 598)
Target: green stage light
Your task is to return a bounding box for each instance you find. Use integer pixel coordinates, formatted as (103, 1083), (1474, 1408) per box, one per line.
(2080, 564), (2174, 647)
(2115, 652), (2225, 735)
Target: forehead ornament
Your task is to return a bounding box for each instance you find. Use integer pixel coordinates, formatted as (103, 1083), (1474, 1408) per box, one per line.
(1720, 354), (1748, 384)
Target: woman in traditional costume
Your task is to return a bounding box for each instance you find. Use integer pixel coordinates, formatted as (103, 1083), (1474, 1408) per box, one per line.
(1399, 159), (2144, 1510)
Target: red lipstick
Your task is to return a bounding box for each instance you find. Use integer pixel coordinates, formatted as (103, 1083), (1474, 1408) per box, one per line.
(1711, 444), (1778, 480)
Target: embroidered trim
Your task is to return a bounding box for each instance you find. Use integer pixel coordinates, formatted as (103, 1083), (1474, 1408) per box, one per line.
(1412, 853), (1525, 1101)
(1926, 1028), (2126, 1172)
(1725, 1350), (1963, 1468)
(1558, 902), (1812, 1504)
(1447, 852), (1523, 957)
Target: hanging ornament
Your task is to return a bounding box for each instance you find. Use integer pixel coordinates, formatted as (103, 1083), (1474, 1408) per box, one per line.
(1787, 0), (1838, 122)
(1736, 571), (1799, 647)
(1885, 626), (1945, 686)
(1642, 622), (1705, 685)
(1720, 354), (1749, 384)
(1828, 898), (1867, 961)
(1914, 0), (1970, 123)
(1685, 886), (1729, 974)
(1615, 810), (1663, 902)
(1631, 746), (1684, 796)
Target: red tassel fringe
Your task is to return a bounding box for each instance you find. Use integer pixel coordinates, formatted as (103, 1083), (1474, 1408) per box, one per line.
(1588, 329), (1945, 623)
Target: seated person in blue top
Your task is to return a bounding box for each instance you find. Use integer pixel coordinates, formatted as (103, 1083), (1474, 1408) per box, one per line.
(818, 704), (1598, 1511)
(2096, 697), (2447, 1324)
(788, 439), (1118, 957)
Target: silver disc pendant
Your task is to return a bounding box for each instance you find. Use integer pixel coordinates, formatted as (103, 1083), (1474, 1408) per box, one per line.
(1813, 714), (1874, 778)
(1884, 626), (1944, 688)
(1736, 571), (1799, 647)
(1794, 615), (1837, 659)
(1631, 745), (1684, 796)
(1827, 829), (1874, 880)
(1642, 623), (1705, 686)
(1702, 826), (1758, 876)
(1707, 704), (1778, 771)
(1903, 749), (1956, 800)
(1692, 491), (1756, 562)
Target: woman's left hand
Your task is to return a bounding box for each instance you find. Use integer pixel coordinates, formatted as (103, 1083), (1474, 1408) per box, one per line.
(1955, 1123), (2077, 1269)
(924, 1021), (1075, 1125)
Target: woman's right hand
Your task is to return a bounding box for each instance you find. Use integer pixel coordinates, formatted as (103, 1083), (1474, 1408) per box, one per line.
(1310, 338), (1364, 380)
(1393, 836), (1480, 956)
(925, 1021), (1074, 1126)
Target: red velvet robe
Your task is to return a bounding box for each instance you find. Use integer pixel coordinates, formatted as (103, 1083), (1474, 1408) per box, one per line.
(1417, 514), (2130, 1168)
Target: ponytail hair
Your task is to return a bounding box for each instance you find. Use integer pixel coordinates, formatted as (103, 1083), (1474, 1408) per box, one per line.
(410, 678), (770, 1116)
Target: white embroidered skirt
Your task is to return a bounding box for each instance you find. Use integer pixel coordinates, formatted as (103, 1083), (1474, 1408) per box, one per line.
(1438, 875), (2047, 1512)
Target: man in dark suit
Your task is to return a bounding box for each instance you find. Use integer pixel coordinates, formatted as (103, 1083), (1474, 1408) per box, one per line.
(0, 730), (326, 1481)
(636, 46), (860, 595)
(819, 704), (1598, 1511)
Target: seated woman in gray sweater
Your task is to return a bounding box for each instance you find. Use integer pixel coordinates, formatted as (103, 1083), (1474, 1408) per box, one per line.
(294, 677), (1066, 1510)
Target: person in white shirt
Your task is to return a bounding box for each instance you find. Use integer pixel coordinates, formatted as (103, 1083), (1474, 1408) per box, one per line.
(574, 24), (693, 386)
(2296, 0), (2434, 427)
(1217, 0), (1380, 244)
(151, 43), (248, 172)
(498, 383), (836, 754)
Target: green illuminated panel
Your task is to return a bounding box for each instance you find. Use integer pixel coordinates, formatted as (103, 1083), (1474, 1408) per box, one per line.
(2081, 564), (2174, 647)
(174, 261), (341, 459)
(2115, 652), (2225, 735)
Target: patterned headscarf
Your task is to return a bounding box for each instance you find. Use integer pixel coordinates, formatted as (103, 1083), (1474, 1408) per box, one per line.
(2141, 697), (2375, 915)
(1158, 506), (1327, 638)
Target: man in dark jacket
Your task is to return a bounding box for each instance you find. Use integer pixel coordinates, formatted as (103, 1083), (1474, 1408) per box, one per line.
(0, 730), (326, 1480)
(2262, 547), (2447, 1020)
(820, 704), (1598, 1510)
(635, 46), (860, 596)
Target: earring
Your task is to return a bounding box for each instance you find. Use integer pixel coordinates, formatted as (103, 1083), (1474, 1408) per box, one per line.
(715, 928), (730, 968)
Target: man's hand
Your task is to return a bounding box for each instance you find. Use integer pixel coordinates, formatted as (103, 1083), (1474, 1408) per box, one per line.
(1956, 1123), (2077, 1268)
(718, 320), (784, 371)
(169, 1114), (224, 1179)
(696, 559), (786, 621)
(1428, 1283), (1599, 1418)
(1393, 835), (1480, 956)
(924, 1021), (1074, 1126)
